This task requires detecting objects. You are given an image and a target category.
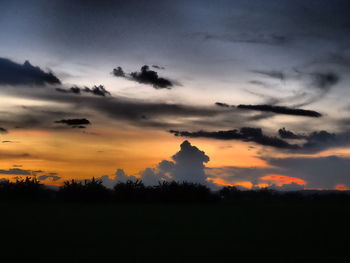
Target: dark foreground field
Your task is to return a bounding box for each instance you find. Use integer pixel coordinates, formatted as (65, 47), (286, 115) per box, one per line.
(1, 201), (350, 262)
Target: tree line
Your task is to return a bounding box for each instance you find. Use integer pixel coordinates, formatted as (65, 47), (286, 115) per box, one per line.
(0, 177), (349, 203)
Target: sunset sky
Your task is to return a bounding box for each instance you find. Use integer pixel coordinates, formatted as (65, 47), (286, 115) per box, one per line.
(1, 0), (350, 190)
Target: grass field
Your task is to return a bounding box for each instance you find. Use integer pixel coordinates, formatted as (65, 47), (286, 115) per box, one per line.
(1, 201), (349, 262)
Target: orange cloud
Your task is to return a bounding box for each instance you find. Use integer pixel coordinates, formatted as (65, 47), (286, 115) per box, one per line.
(260, 174), (307, 186)
(335, 184), (350, 191)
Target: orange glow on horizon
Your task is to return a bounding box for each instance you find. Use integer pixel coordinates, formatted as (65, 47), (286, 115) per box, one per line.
(335, 184), (350, 191)
(260, 174), (307, 186)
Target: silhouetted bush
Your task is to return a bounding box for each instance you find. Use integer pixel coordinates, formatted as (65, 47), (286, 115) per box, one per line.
(0, 177), (51, 201)
(113, 180), (148, 202)
(151, 181), (217, 203)
(58, 178), (111, 202)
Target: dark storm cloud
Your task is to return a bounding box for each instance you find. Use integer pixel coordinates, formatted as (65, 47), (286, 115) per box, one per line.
(56, 85), (111, 97)
(278, 128), (305, 139)
(252, 70), (285, 81)
(0, 58), (61, 86)
(113, 65), (175, 89)
(170, 128), (298, 149)
(54, 118), (91, 126)
(237, 104), (322, 118)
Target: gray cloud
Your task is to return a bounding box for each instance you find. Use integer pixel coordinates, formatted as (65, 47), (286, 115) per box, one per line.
(237, 104), (322, 118)
(0, 58), (61, 86)
(56, 85), (111, 97)
(113, 65), (176, 89)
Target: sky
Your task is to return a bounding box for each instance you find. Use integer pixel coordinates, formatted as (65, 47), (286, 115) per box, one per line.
(0, 0), (350, 190)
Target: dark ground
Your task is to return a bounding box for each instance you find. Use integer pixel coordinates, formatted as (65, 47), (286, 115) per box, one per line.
(0, 201), (349, 262)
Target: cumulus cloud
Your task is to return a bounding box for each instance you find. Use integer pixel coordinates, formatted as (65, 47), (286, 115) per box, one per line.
(237, 104), (322, 118)
(100, 141), (212, 188)
(112, 65), (175, 89)
(0, 58), (61, 86)
(127, 141), (209, 185)
(171, 141), (209, 183)
(97, 169), (138, 189)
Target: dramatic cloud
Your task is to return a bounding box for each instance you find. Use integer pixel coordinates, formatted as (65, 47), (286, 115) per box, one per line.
(54, 118), (91, 128)
(122, 141), (210, 185)
(113, 65), (175, 89)
(56, 85), (111, 97)
(100, 141), (211, 187)
(0, 58), (61, 86)
(237, 104), (322, 118)
(170, 128), (298, 149)
(171, 140), (209, 183)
